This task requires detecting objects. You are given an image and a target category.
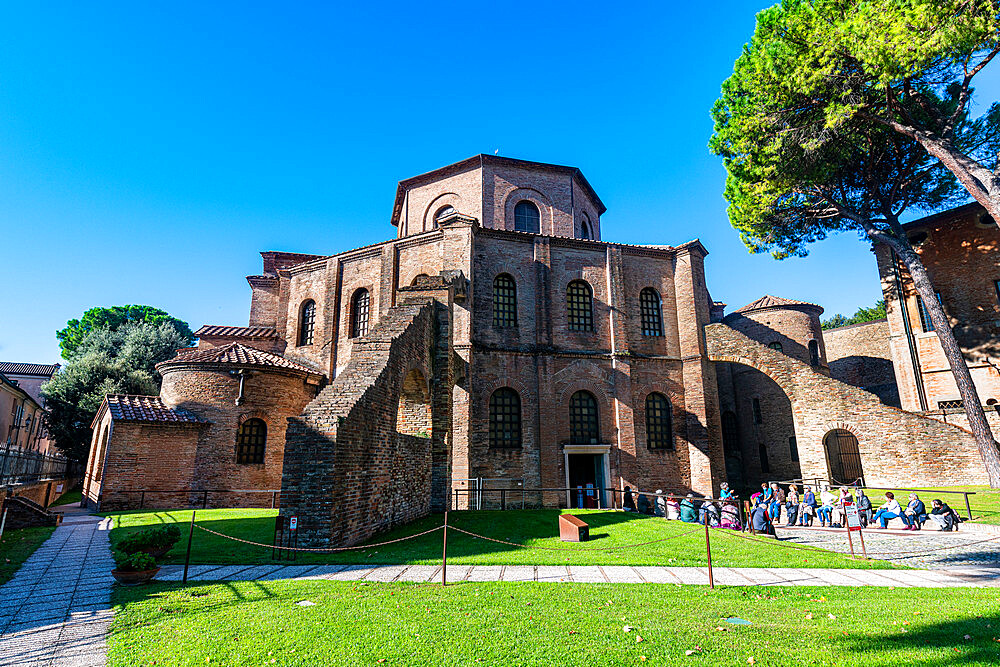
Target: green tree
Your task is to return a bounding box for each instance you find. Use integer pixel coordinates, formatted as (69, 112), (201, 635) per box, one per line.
(41, 322), (188, 461)
(735, 0), (1000, 225)
(822, 300), (888, 329)
(56, 305), (194, 360)
(711, 1), (1000, 485)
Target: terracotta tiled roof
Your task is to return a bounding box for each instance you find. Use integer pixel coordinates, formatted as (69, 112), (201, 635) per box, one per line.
(194, 325), (279, 339)
(157, 342), (322, 376)
(0, 362), (60, 377)
(105, 395), (208, 424)
(732, 295), (823, 314)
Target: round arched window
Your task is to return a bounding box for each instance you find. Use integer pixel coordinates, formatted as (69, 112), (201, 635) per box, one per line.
(514, 201), (540, 233)
(433, 206), (455, 228)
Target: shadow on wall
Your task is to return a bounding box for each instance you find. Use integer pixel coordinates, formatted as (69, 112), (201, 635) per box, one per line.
(828, 355), (901, 408)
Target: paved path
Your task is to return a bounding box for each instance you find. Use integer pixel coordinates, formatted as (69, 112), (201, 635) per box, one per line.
(0, 511), (115, 667)
(157, 562), (1000, 587)
(775, 525), (1000, 568)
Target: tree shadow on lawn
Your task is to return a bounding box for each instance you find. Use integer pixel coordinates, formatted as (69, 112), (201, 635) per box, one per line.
(840, 614), (1000, 667)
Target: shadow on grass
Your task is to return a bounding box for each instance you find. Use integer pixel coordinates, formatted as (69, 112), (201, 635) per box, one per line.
(840, 615), (1000, 667)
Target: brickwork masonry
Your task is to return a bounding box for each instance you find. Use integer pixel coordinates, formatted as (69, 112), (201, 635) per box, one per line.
(705, 323), (990, 487)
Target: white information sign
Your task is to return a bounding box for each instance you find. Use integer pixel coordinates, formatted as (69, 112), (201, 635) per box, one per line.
(289, 517), (298, 531)
(844, 502), (863, 531)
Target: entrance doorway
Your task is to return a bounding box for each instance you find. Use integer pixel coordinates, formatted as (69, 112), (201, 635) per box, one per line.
(567, 452), (606, 509)
(823, 429), (865, 485)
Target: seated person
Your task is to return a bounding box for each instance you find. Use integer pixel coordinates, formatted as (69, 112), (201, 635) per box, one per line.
(750, 501), (773, 535)
(817, 486), (837, 527)
(798, 486), (817, 526)
(719, 482), (734, 500)
(679, 494), (700, 523)
(623, 486), (638, 512)
(831, 487), (854, 527)
(872, 492), (903, 528)
(928, 498), (960, 531)
(854, 487), (873, 527)
(720, 500), (742, 530)
(699, 501), (721, 526)
(653, 489), (666, 517)
(901, 493), (926, 531)
(665, 496), (681, 520)
(637, 493), (653, 515)
(785, 485), (799, 526)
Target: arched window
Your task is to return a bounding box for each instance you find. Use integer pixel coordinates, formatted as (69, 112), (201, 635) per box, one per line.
(768, 341), (783, 352)
(493, 274), (517, 327)
(433, 205), (454, 228)
(513, 201), (540, 233)
(580, 217), (593, 240)
(808, 339), (820, 366)
(411, 274), (429, 285)
(489, 388), (521, 448)
(639, 288), (663, 336)
(569, 391), (599, 444)
(236, 418), (267, 464)
(298, 300), (315, 346)
(645, 392), (673, 450)
(351, 289), (371, 338)
(566, 280), (594, 331)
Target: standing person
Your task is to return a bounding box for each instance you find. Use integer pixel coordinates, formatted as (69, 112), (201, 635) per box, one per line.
(901, 493), (927, 531)
(928, 499), (960, 531)
(623, 486), (637, 512)
(854, 487), (873, 527)
(785, 485), (799, 526)
(799, 486), (817, 526)
(873, 492), (903, 529)
(769, 483), (785, 524)
(817, 485), (837, 527)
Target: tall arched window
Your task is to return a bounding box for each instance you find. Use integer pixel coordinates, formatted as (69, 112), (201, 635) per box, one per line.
(489, 388), (521, 448)
(298, 300), (316, 346)
(808, 340), (820, 366)
(567, 280), (594, 331)
(639, 288), (663, 336)
(645, 392), (673, 450)
(493, 274), (517, 328)
(433, 205), (454, 228)
(580, 216), (593, 240)
(236, 418), (267, 464)
(351, 289), (371, 338)
(569, 391), (599, 444)
(514, 201), (540, 233)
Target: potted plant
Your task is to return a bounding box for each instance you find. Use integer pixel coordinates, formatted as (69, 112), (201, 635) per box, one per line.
(111, 550), (160, 585)
(116, 525), (182, 558)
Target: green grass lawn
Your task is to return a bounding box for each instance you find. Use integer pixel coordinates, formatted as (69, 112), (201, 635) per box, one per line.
(873, 485), (1000, 524)
(50, 486), (83, 507)
(107, 581), (1000, 666)
(0, 526), (55, 585)
(103, 508), (895, 569)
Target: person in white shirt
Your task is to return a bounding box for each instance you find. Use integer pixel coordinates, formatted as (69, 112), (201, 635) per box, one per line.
(816, 485), (838, 527)
(872, 491), (903, 529)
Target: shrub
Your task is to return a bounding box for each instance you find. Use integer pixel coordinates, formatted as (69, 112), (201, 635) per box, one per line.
(113, 550), (157, 572)
(116, 525), (182, 555)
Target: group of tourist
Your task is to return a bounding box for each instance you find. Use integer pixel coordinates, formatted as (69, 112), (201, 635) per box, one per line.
(620, 482), (963, 533)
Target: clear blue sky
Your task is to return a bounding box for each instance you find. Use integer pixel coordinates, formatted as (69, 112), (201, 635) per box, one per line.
(2, 2), (997, 364)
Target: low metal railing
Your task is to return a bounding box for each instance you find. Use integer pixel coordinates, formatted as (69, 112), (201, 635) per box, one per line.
(776, 477), (977, 520)
(0, 444), (69, 486)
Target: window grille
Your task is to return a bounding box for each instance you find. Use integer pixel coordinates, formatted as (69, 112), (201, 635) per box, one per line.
(645, 392), (673, 449)
(639, 288), (663, 336)
(236, 418), (267, 464)
(488, 388), (521, 448)
(298, 300), (315, 346)
(768, 341), (783, 352)
(567, 280), (594, 331)
(513, 201), (540, 233)
(569, 391), (599, 444)
(937, 399), (964, 410)
(917, 293), (942, 333)
(493, 274), (517, 327)
(352, 289), (371, 338)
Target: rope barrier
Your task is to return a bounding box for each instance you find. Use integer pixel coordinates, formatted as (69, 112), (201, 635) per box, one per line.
(193, 523), (444, 552)
(448, 525), (704, 552)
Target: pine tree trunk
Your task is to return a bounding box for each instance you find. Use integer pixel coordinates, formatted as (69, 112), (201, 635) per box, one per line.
(891, 240), (1000, 487)
(910, 132), (1000, 227)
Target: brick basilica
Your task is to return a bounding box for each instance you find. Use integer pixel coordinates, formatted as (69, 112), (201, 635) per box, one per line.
(82, 155), (995, 546)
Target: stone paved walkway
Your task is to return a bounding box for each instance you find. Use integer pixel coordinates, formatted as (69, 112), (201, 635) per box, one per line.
(157, 562), (1000, 587)
(0, 511), (115, 667)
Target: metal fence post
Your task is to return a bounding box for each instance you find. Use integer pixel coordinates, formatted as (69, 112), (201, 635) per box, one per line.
(441, 510), (448, 587)
(704, 514), (714, 589)
(183, 510), (196, 583)
(964, 493), (973, 521)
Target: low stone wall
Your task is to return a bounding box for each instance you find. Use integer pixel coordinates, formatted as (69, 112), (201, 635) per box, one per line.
(2, 478), (76, 508)
(705, 324), (990, 487)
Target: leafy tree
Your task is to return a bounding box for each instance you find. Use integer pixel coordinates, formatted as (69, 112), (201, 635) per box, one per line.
(711, 2), (1000, 485)
(733, 0), (1000, 225)
(56, 305), (194, 360)
(822, 300), (888, 329)
(41, 322), (188, 461)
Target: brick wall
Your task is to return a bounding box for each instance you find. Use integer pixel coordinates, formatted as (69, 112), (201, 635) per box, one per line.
(706, 323), (990, 487)
(280, 295), (450, 547)
(824, 320), (900, 406)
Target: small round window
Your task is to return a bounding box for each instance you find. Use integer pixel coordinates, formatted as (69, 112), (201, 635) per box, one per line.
(433, 206), (455, 228)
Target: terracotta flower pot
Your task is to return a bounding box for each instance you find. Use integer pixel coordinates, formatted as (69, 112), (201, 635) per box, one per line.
(111, 567), (161, 586)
